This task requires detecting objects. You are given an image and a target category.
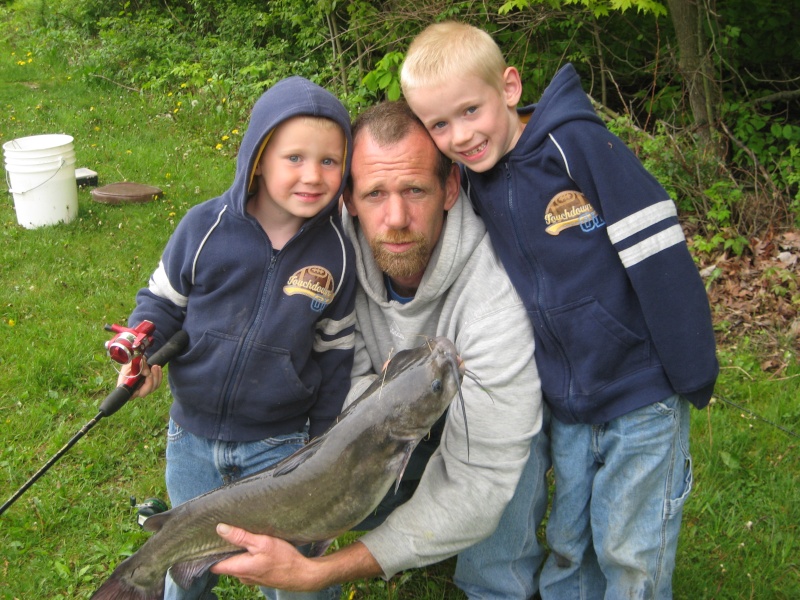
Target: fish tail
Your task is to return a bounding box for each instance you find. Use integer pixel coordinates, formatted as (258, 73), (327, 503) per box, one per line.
(91, 569), (163, 600)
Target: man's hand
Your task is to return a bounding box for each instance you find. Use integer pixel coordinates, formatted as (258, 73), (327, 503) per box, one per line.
(211, 524), (384, 590)
(211, 524), (314, 590)
(116, 359), (163, 399)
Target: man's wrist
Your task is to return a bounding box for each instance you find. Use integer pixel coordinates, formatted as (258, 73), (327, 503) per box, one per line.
(311, 541), (384, 587)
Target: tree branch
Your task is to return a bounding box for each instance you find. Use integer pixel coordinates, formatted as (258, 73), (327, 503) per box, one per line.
(752, 89), (800, 106)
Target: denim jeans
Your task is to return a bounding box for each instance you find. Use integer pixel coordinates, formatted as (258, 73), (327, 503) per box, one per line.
(163, 418), (317, 600)
(454, 411), (551, 600)
(539, 395), (692, 600)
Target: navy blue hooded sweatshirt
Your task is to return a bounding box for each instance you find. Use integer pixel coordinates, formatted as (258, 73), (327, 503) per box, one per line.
(465, 64), (718, 425)
(130, 76), (356, 441)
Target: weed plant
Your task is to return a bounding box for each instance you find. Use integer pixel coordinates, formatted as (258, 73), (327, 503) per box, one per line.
(1, 17), (798, 600)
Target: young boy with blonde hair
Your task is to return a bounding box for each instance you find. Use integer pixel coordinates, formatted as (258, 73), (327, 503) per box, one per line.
(120, 76), (355, 600)
(402, 21), (718, 600)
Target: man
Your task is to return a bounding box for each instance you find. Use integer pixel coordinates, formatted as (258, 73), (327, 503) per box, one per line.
(212, 101), (550, 599)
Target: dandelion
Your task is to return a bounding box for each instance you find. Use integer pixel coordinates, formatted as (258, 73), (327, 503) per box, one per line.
(94, 126), (101, 131)
(177, 101), (182, 107)
(126, 150), (132, 154)
(221, 135), (229, 141)
(165, 173), (172, 179)
(215, 143), (223, 150)
(180, 83), (187, 88)
(7, 319), (15, 327)
(173, 108), (179, 114)
(90, 106), (95, 111)
(232, 129), (239, 135)
(169, 212), (176, 217)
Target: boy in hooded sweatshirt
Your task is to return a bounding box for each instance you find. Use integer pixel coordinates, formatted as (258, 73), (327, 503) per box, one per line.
(401, 22), (718, 600)
(118, 76), (355, 600)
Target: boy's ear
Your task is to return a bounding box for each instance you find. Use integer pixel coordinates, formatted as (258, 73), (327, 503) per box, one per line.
(502, 67), (523, 108)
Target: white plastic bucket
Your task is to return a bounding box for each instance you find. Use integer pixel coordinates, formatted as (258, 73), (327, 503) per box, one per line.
(3, 134), (74, 159)
(5, 149), (76, 167)
(3, 134), (78, 229)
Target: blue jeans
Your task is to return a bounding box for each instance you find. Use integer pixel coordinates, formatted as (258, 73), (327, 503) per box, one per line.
(163, 419), (319, 600)
(454, 412), (551, 600)
(539, 395), (693, 600)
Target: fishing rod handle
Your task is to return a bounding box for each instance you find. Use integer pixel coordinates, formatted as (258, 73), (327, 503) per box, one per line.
(98, 330), (189, 417)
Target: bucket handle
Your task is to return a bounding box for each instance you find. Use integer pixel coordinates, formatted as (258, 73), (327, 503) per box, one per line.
(6, 157), (66, 195)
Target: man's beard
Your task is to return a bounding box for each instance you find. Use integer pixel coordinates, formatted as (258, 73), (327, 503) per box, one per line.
(369, 231), (430, 279)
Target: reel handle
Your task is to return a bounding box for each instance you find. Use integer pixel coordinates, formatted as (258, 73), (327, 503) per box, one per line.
(98, 330), (189, 417)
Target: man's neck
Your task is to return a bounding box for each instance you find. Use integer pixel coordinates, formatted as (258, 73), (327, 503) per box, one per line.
(384, 274), (418, 302)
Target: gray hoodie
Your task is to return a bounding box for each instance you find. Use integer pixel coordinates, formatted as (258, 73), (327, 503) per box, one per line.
(342, 190), (543, 577)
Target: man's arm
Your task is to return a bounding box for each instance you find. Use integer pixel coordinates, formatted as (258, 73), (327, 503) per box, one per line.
(210, 524), (383, 590)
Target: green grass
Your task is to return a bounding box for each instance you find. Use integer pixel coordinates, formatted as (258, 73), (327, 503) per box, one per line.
(0, 31), (464, 600)
(1, 21), (799, 600)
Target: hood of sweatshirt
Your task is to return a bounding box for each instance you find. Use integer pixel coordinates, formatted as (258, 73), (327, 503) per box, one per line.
(222, 76), (353, 225)
(516, 63), (604, 151)
(342, 189), (486, 306)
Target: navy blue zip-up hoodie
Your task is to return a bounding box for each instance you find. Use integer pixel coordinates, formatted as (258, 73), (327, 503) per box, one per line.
(465, 64), (718, 425)
(130, 76), (356, 441)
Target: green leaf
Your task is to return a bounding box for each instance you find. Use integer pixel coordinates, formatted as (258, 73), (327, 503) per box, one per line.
(719, 450), (740, 470)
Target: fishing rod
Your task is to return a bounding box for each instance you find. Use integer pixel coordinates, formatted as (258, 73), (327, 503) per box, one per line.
(0, 324), (189, 517)
(715, 393), (800, 440)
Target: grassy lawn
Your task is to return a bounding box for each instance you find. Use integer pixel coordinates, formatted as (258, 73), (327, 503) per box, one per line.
(1, 31), (798, 600)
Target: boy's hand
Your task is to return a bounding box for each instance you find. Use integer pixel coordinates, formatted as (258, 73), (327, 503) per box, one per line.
(116, 359), (163, 398)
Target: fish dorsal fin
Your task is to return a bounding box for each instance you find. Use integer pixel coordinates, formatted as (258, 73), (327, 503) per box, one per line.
(169, 551), (244, 590)
(141, 510), (171, 533)
(271, 436), (324, 477)
(394, 441), (420, 494)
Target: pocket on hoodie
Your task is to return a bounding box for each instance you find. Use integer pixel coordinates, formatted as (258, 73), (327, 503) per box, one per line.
(547, 297), (651, 395)
(233, 342), (320, 424)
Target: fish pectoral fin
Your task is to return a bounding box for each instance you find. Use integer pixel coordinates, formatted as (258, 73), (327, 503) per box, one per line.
(308, 539), (334, 558)
(272, 436), (324, 477)
(169, 551), (244, 590)
(394, 441), (420, 494)
(141, 509), (171, 533)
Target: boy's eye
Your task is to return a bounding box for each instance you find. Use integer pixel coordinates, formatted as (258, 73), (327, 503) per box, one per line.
(466, 106), (478, 115)
(432, 121), (447, 130)
(322, 158), (335, 166)
(288, 155), (301, 162)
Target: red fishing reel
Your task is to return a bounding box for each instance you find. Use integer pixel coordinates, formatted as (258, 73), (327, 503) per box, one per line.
(105, 320), (155, 385)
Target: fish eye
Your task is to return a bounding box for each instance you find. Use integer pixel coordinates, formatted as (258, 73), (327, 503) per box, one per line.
(431, 379), (443, 393)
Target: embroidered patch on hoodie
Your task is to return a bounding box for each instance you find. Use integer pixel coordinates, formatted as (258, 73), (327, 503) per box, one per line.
(284, 266), (335, 312)
(544, 190), (606, 235)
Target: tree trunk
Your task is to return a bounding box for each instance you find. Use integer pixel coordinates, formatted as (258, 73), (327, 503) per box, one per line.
(664, 0), (721, 156)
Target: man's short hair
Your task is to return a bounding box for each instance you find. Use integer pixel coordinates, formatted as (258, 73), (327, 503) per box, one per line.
(350, 101), (453, 190)
(400, 21), (507, 95)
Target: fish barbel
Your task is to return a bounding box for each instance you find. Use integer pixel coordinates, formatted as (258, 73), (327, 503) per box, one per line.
(91, 336), (465, 600)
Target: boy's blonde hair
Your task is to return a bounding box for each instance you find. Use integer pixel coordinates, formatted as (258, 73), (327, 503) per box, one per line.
(401, 22), (508, 94)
